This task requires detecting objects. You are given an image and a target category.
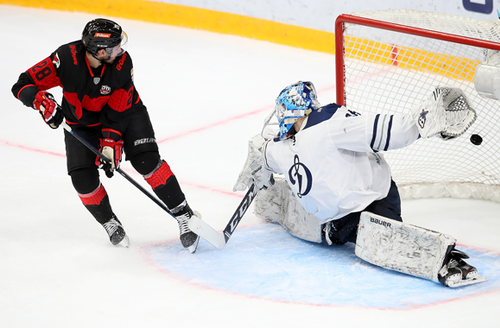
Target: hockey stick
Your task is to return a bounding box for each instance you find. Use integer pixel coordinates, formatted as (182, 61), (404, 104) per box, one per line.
(61, 121), (222, 248)
(188, 183), (258, 249)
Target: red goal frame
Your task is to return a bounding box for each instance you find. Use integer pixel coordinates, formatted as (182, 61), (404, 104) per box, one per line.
(334, 13), (500, 106)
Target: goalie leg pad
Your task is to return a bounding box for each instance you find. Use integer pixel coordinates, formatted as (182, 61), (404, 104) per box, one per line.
(474, 63), (500, 100)
(474, 50), (500, 100)
(255, 177), (322, 243)
(355, 212), (456, 282)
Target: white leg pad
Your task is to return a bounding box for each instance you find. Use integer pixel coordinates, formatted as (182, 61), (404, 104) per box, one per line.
(355, 212), (456, 282)
(474, 50), (500, 100)
(255, 178), (322, 243)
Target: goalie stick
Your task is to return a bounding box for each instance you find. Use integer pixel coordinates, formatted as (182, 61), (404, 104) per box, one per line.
(61, 121), (221, 247)
(188, 183), (258, 249)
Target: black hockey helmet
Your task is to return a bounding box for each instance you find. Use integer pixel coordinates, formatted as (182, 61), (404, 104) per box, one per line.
(82, 18), (127, 56)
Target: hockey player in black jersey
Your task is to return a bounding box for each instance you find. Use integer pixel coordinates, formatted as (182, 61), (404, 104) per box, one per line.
(12, 18), (200, 252)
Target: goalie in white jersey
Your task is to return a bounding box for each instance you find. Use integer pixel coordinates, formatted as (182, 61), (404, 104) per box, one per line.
(234, 81), (485, 288)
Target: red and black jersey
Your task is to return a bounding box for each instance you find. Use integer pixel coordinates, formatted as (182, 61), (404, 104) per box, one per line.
(12, 40), (144, 136)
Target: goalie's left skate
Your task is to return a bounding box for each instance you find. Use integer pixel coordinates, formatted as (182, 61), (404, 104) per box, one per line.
(438, 248), (487, 288)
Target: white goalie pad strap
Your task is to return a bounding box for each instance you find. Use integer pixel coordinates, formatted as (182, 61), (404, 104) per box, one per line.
(255, 177), (322, 243)
(355, 212), (456, 282)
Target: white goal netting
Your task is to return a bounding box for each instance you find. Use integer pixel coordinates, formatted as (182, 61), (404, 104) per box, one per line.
(336, 10), (500, 202)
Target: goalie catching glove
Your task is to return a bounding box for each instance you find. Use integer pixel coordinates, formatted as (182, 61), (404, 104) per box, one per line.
(233, 134), (274, 192)
(95, 129), (124, 178)
(33, 91), (64, 129)
(411, 86), (476, 140)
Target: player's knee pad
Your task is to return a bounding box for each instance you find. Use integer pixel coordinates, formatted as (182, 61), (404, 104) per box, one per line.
(255, 177), (322, 243)
(70, 167), (100, 194)
(130, 151), (161, 175)
(355, 212), (456, 282)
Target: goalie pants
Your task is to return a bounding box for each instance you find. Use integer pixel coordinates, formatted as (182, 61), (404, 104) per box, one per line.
(64, 108), (187, 223)
(326, 179), (402, 245)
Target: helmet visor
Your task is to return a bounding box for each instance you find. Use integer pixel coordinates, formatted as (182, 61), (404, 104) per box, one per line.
(106, 31), (128, 57)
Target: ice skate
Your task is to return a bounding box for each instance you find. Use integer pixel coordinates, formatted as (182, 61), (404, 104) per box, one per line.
(175, 210), (201, 253)
(438, 249), (487, 288)
(102, 216), (130, 247)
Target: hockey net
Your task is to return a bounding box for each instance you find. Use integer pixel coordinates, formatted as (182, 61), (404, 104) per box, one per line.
(335, 10), (500, 202)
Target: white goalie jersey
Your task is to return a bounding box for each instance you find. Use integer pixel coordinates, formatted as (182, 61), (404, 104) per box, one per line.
(263, 104), (420, 223)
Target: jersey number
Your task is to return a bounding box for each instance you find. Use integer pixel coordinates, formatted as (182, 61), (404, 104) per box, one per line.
(31, 60), (53, 82)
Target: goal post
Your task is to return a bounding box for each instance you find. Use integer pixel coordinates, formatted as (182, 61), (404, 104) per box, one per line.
(335, 10), (500, 202)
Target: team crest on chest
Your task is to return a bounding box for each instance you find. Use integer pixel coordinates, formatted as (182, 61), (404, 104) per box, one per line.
(100, 85), (111, 95)
(288, 154), (313, 198)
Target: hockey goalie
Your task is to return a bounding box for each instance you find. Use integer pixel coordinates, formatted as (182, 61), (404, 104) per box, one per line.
(233, 81), (485, 288)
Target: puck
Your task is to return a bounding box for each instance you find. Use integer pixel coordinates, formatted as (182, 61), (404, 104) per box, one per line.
(470, 134), (483, 145)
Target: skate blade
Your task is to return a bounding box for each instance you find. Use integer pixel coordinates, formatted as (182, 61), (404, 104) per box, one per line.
(115, 235), (130, 248)
(447, 273), (488, 288)
(187, 235), (200, 254)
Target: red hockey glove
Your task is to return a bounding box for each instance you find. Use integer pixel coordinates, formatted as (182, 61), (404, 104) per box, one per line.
(33, 91), (63, 129)
(96, 138), (124, 178)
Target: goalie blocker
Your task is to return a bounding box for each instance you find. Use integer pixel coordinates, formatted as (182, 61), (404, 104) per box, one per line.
(356, 212), (487, 288)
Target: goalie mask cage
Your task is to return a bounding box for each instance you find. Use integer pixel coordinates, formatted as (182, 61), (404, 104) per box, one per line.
(335, 10), (500, 202)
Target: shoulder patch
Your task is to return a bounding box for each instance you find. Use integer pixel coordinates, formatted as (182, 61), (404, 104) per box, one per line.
(52, 53), (61, 68)
(345, 109), (361, 117)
